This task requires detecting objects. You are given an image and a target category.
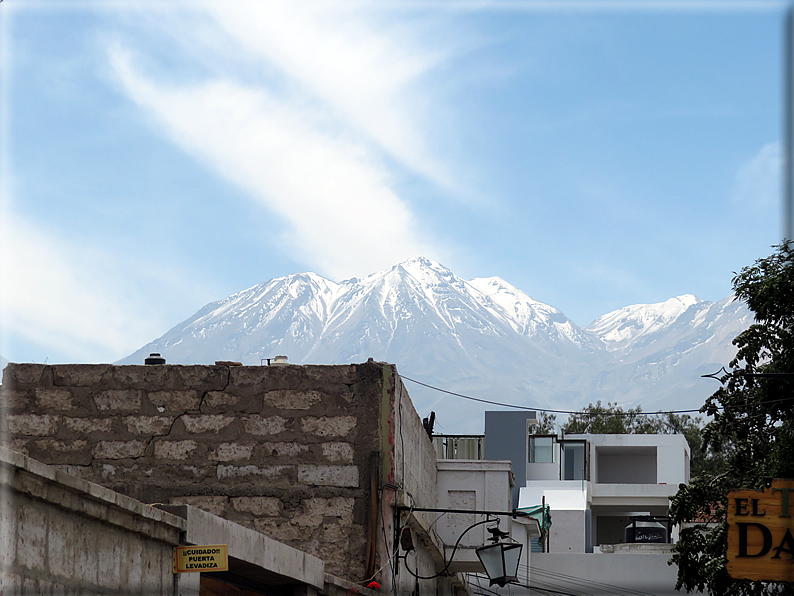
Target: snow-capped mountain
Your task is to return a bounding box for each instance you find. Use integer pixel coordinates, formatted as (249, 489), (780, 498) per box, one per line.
(589, 295), (704, 351)
(121, 257), (750, 432)
(582, 294), (752, 412)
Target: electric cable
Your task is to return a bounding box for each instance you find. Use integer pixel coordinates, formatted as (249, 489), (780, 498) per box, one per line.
(526, 565), (656, 596)
(464, 575), (502, 596)
(376, 485), (400, 595)
(402, 516), (496, 580)
(521, 586), (586, 596)
(468, 572), (585, 596)
(370, 360), (794, 417)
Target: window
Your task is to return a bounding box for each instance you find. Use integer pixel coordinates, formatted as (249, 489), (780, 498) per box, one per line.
(529, 436), (554, 463)
(561, 441), (586, 480)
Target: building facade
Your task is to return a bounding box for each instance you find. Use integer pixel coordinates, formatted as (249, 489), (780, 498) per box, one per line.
(482, 410), (690, 595)
(1, 446), (369, 595)
(1, 362), (536, 595)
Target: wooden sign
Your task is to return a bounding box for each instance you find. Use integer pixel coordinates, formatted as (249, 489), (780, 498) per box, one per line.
(727, 479), (794, 582)
(173, 544), (229, 573)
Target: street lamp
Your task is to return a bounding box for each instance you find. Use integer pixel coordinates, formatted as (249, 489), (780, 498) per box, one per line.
(395, 506), (529, 586)
(475, 525), (523, 587)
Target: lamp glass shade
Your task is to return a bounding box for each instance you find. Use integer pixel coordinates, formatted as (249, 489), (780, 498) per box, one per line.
(501, 543), (522, 581)
(475, 541), (523, 587)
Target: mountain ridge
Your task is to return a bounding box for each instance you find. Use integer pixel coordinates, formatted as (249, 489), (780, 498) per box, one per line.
(121, 257), (750, 432)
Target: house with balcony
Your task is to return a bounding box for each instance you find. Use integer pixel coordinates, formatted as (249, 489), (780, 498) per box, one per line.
(482, 411), (689, 551)
(433, 410), (690, 595)
(518, 432), (688, 552)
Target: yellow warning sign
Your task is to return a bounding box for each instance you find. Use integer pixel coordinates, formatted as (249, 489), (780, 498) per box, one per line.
(173, 544), (229, 573)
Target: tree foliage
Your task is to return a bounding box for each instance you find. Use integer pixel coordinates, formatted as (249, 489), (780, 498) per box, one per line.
(531, 411), (558, 434)
(669, 242), (794, 595)
(562, 400), (678, 434)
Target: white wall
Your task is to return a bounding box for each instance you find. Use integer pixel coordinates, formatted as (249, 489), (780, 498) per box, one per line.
(526, 461), (559, 481)
(531, 551), (680, 595)
(548, 510), (588, 553)
(436, 460), (516, 571)
(565, 434), (689, 486)
(518, 483), (587, 511)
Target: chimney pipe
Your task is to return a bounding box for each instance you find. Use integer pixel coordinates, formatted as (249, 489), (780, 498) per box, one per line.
(145, 353), (166, 365)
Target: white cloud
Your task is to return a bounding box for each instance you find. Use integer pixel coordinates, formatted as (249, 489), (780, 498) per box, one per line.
(195, 0), (455, 189)
(0, 211), (205, 362)
(109, 44), (445, 280)
(732, 141), (781, 209)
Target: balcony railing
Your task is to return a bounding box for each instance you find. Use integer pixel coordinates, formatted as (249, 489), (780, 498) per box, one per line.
(432, 435), (484, 460)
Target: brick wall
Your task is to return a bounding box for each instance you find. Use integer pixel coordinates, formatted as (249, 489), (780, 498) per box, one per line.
(1, 361), (394, 581)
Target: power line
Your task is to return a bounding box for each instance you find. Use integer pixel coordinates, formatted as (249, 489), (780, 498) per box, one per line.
(373, 363), (794, 418)
(527, 565), (657, 596)
(395, 371), (704, 416)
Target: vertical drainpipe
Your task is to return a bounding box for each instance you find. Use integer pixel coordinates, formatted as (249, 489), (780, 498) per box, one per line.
(365, 362), (396, 582)
(379, 363), (395, 485)
(365, 450), (380, 579)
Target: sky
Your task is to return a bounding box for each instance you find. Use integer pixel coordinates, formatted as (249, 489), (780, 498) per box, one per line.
(0, 0), (788, 365)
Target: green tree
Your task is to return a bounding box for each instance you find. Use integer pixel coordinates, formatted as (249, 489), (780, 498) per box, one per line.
(530, 411), (557, 434)
(668, 242), (794, 595)
(561, 400), (658, 434)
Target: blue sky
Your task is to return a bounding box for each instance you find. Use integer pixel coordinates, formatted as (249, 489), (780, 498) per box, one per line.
(0, 0), (787, 365)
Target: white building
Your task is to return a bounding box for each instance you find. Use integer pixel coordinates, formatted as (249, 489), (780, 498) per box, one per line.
(480, 411), (691, 595)
(519, 432), (689, 552)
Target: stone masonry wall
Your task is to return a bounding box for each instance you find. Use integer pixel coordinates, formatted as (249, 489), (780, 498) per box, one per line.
(0, 361), (388, 582)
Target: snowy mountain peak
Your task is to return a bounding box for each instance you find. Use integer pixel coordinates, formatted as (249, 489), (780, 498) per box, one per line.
(123, 256), (594, 365)
(469, 276), (547, 310)
(586, 294), (706, 350)
(120, 259), (749, 432)
(391, 257), (458, 286)
(467, 276), (600, 349)
(398, 255), (442, 270)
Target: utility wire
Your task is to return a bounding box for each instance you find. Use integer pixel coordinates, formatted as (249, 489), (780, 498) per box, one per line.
(527, 566), (656, 596)
(374, 363), (794, 418)
(467, 572), (585, 596)
(398, 366), (794, 416)
(389, 368), (704, 416)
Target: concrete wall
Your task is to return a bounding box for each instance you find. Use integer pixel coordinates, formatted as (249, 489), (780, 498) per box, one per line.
(436, 460), (515, 571)
(530, 551), (680, 595)
(1, 446), (386, 596)
(0, 362), (388, 583)
(1, 361), (464, 594)
(1, 447), (186, 595)
(596, 451), (657, 484)
(547, 510), (588, 554)
(375, 371), (470, 596)
(484, 411), (538, 507)
(567, 433), (689, 486)
(390, 369), (438, 516)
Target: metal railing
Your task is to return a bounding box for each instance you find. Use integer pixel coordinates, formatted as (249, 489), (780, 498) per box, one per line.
(432, 435), (485, 460)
